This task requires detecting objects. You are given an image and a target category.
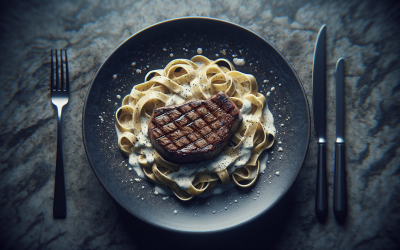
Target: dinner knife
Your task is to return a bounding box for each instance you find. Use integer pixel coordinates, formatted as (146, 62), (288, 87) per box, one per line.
(312, 25), (327, 219)
(334, 58), (347, 221)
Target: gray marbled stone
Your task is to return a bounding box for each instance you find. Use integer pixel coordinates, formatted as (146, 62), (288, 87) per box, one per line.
(0, 0), (399, 249)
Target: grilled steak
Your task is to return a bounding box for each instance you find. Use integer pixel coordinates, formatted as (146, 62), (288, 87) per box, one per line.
(148, 91), (242, 164)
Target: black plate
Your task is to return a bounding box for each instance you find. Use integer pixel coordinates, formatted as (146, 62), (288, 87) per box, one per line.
(82, 17), (310, 233)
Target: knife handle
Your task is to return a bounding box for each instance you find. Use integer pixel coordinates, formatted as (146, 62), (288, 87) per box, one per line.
(316, 142), (327, 218)
(334, 142), (347, 220)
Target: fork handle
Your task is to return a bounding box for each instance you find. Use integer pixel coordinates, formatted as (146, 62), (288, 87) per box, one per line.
(53, 107), (66, 218)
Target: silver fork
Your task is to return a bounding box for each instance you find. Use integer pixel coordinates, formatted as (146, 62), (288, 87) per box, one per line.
(50, 49), (69, 218)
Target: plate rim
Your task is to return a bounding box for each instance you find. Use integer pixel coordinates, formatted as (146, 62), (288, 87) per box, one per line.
(82, 16), (311, 233)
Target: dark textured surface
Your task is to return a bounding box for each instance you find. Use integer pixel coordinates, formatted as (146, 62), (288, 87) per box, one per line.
(0, 0), (399, 249)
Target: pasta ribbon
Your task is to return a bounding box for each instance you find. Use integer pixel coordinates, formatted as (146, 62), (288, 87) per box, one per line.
(115, 106), (134, 132)
(232, 161), (260, 188)
(118, 132), (136, 156)
(132, 92), (169, 135)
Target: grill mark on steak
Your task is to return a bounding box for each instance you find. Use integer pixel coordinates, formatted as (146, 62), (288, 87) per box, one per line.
(148, 91), (242, 163)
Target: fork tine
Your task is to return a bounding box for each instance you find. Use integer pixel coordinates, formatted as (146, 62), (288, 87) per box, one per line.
(51, 49), (54, 91)
(60, 49), (64, 91)
(64, 49), (69, 92)
(55, 49), (59, 91)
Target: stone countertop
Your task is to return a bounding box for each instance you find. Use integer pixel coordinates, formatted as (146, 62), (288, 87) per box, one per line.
(0, 0), (399, 249)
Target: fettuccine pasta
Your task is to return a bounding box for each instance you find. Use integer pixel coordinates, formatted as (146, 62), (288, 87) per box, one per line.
(115, 56), (275, 200)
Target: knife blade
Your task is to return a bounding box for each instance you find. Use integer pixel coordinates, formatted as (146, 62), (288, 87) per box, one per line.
(334, 58), (347, 221)
(312, 24), (327, 219)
